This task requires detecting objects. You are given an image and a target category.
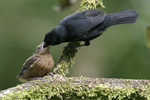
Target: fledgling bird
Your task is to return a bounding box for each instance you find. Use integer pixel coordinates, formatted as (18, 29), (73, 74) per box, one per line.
(16, 42), (54, 82)
(43, 9), (139, 48)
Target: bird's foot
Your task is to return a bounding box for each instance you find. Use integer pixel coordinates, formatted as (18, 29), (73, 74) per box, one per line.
(63, 41), (90, 51)
(63, 43), (78, 51)
(47, 72), (54, 76)
(28, 77), (43, 81)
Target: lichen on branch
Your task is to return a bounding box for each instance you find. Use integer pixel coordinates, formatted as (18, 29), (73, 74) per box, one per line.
(77, 0), (105, 11)
(1, 76), (150, 100)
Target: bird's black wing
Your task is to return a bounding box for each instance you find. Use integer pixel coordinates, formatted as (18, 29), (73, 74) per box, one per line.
(18, 55), (40, 75)
(59, 9), (107, 39)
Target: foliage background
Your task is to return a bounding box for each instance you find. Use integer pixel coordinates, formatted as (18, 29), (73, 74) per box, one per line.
(0, 0), (150, 90)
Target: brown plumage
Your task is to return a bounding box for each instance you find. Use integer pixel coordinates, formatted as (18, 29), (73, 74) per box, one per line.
(16, 42), (54, 82)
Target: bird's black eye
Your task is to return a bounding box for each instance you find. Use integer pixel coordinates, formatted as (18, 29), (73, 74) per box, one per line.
(37, 47), (41, 49)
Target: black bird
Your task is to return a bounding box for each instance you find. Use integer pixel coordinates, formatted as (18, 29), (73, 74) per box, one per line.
(43, 9), (139, 48)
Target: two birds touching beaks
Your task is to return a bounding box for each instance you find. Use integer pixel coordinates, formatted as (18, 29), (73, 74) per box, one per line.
(16, 9), (139, 82)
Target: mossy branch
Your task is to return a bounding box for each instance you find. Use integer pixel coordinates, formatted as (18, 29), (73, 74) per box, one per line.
(53, 0), (105, 76)
(0, 76), (150, 100)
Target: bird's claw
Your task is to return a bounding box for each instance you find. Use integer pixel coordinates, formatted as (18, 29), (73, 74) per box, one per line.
(63, 43), (78, 51)
(47, 72), (54, 76)
(28, 77), (43, 81)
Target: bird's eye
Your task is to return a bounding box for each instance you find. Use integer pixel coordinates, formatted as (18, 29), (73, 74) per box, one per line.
(37, 47), (41, 49)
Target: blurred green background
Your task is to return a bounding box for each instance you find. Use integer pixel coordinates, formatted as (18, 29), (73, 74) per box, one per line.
(0, 0), (150, 90)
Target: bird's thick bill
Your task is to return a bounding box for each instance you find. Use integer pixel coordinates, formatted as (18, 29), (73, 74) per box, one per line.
(43, 42), (49, 48)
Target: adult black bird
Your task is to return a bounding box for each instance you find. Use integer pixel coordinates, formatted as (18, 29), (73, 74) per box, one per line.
(43, 9), (139, 48)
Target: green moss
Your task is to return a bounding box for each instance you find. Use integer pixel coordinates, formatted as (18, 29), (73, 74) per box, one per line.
(1, 77), (150, 100)
(77, 0), (105, 11)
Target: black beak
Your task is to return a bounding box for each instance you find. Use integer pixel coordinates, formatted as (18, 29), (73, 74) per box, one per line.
(43, 42), (49, 48)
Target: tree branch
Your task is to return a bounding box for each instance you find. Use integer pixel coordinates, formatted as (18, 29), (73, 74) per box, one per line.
(0, 75), (150, 99)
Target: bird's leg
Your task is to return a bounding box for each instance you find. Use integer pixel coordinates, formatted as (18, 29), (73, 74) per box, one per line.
(71, 41), (90, 47)
(74, 41), (90, 47)
(47, 72), (54, 76)
(28, 77), (43, 81)
(64, 41), (90, 50)
(27, 73), (54, 81)
(82, 41), (90, 46)
(63, 43), (78, 51)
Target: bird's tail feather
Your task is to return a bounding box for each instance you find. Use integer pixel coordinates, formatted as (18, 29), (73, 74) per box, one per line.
(104, 9), (139, 27)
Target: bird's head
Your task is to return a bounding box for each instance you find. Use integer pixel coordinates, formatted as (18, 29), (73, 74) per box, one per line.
(36, 42), (50, 55)
(43, 27), (66, 48)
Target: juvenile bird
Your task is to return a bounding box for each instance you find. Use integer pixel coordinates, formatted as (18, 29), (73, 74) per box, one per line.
(43, 9), (139, 48)
(16, 42), (54, 82)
